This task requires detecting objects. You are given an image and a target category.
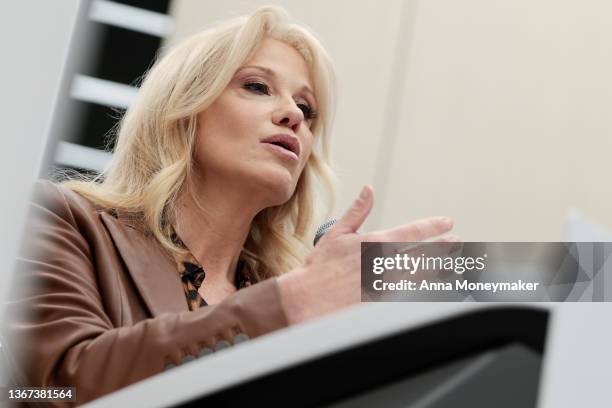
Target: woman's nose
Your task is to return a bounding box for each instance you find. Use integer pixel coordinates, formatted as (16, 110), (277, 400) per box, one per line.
(272, 99), (304, 133)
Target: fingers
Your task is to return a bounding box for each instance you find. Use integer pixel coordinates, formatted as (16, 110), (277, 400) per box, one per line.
(330, 185), (374, 236)
(324, 184), (454, 245)
(369, 216), (454, 242)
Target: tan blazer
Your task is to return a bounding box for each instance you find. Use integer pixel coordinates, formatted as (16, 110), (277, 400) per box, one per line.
(2, 181), (288, 406)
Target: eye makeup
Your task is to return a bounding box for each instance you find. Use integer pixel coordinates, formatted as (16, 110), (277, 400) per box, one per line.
(242, 81), (271, 95)
(236, 67), (319, 122)
(242, 79), (318, 121)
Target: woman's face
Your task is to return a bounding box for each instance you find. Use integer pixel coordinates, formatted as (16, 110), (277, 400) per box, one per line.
(195, 38), (317, 206)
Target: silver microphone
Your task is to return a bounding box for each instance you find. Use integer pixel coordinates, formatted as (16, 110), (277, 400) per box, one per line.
(313, 219), (337, 246)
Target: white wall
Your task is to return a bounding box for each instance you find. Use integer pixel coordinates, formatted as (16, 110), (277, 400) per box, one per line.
(381, 0), (612, 241)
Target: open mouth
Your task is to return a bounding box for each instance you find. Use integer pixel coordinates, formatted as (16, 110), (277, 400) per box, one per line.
(260, 134), (301, 158)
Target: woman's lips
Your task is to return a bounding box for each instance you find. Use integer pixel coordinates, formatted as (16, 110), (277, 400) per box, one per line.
(260, 134), (301, 157)
(261, 142), (299, 161)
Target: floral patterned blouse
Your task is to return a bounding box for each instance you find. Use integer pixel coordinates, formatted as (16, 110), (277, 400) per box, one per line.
(170, 229), (252, 310)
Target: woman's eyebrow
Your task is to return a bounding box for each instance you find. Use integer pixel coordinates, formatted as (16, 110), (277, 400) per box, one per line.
(237, 65), (315, 100)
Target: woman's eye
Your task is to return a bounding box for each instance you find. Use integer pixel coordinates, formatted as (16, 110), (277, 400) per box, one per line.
(297, 103), (318, 121)
(243, 82), (270, 95)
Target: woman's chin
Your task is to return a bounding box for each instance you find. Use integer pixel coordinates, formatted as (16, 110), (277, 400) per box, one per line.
(256, 171), (297, 206)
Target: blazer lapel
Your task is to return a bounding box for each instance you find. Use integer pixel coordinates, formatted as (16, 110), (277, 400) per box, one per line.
(100, 212), (187, 316)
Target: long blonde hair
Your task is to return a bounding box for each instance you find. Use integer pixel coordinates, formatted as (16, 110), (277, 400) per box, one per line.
(63, 6), (337, 282)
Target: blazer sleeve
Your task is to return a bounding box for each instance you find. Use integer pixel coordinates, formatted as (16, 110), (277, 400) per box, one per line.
(2, 181), (289, 406)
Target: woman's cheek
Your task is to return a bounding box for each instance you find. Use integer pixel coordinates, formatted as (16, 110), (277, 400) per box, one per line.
(302, 141), (314, 168)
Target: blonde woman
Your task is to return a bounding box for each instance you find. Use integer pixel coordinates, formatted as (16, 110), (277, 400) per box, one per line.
(2, 6), (454, 405)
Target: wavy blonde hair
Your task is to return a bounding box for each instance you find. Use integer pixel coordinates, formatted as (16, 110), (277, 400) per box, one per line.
(63, 6), (336, 282)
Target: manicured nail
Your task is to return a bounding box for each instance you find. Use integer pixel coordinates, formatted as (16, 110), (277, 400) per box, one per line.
(360, 186), (369, 199)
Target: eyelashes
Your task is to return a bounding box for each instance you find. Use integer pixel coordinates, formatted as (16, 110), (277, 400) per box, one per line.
(242, 81), (318, 121)
(297, 103), (318, 121)
(243, 81), (270, 95)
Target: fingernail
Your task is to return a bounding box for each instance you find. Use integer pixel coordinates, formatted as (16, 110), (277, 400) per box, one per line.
(360, 186), (369, 200)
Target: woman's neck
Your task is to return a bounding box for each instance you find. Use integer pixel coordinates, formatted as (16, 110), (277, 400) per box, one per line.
(173, 180), (262, 289)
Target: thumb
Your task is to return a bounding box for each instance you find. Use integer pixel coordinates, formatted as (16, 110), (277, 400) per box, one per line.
(331, 185), (374, 236)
